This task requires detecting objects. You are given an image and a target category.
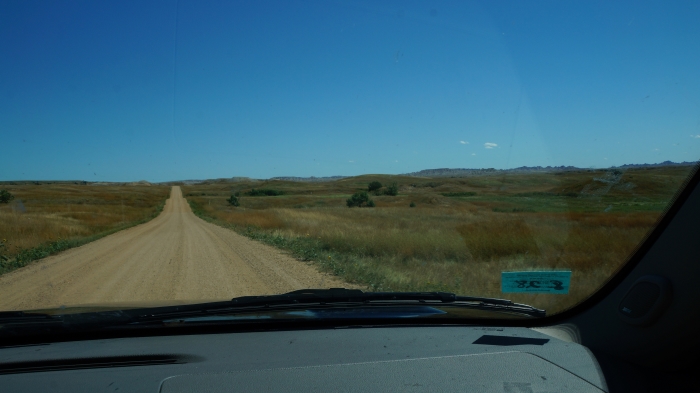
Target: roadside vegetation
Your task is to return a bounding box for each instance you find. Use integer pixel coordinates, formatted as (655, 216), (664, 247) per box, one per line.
(346, 191), (374, 207)
(0, 189), (15, 204)
(227, 194), (240, 207)
(0, 183), (169, 275)
(183, 165), (696, 313)
(247, 188), (283, 196)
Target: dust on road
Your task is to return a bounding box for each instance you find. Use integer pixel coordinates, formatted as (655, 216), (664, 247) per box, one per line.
(0, 186), (355, 311)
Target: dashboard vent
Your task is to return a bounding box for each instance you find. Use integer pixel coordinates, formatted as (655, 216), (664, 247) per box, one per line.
(0, 354), (195, 375)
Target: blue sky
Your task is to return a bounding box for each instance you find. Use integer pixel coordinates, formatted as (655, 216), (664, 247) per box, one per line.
(1, 0), (699, 182)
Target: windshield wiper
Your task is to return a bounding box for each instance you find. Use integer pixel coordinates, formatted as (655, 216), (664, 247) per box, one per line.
(0, 311), (62, 325)
(0, 289), (545, 337)
(131, 288), (545, 321)
(0, 309), (135, 337)
(231, 288), (545, 317)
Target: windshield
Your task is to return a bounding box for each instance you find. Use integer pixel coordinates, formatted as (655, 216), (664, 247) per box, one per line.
(1, 1), (698, 324)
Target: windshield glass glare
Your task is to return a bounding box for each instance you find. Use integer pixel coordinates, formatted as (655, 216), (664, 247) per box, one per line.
(0, 0), (699, 320)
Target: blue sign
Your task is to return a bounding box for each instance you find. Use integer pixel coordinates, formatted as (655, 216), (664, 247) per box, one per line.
(501, 271), (571, 294)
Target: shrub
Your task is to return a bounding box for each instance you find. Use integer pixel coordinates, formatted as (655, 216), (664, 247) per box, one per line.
(367, 200), (376, 207)
(247, 188), (283, 196)
(441, 192), (476, 197)
(227, 195), (240, 207)
(558, 192), (579, 197)
(409, 202), (416, 207)
(384, 183), (398, 196)
(492, 207), (534, 213)
(346, 191), (371, 207)
(0, 239), (7, 262)
(0, 190), (14, 204)
(368, 181), (382, 192)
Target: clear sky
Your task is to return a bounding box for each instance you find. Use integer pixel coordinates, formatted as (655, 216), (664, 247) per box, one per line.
(1, 0), (699, 182)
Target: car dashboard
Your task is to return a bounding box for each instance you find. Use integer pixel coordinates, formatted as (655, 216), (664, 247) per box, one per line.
(0, 325), (607, 392)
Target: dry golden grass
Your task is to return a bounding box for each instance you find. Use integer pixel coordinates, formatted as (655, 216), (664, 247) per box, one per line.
(183, 165), (696, 314)
(0, 183), (170, 259)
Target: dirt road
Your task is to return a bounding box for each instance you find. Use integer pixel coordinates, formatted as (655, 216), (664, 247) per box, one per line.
(0, 186), (354, 311)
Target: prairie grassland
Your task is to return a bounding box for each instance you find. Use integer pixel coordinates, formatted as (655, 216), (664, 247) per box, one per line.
(0, 183), (170, 272)
(184, 165), (696, 314)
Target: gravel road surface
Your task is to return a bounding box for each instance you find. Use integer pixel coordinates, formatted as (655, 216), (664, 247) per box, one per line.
(0, 186), (354, 311)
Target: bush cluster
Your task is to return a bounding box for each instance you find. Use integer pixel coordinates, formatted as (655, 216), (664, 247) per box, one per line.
(0, 190), (14, 204)
(227, 195), (240, 207)
(441, 192), (477, 197)
(0, 239), (7, 262)
(384, 183), (399, 196)
(247, 188), (283, 196)
(368, 181), (382, 192)
(346, 191), (374, 208)
(368, 182), (399, 196)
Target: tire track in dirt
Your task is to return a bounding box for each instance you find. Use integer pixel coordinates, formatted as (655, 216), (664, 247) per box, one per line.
(0, 186), (355, 311)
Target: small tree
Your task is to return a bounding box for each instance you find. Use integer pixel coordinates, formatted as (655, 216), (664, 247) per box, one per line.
(227, 194), (240, 207)
(384, 182), (399, 196)
(247, 188), (283, 196)
(346, 191), (371, 207)
(368, 181), (382, 192)
(0, 190), (14, 204)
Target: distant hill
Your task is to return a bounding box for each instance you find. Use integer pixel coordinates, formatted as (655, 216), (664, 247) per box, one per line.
(158, 177), (256, 185)
(403, 166), (578, 177)
(402, 161), (697, 178)
(167, 161), (696, 184)
(613, 161), (697, 169)
(7, 161), (694, 185)
(125, 180), (151, 186)
(269, 176), (349, 182)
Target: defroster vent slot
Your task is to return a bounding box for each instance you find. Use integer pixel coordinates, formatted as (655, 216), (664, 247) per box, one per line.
(0, 354), (198, 375)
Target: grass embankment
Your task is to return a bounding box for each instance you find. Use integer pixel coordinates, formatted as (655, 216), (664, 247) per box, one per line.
(0, 183), (170, 275)
(183, 165), (697, 314)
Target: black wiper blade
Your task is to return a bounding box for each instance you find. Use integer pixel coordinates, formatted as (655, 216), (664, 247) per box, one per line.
(0, 311), (67, 338)
(0, 290), (544, 337)
(0, 309), (134, 337)
(232, 288), (454, 304)
(128, 288), (544, 322)
(226, 288), (545, 318)
(0, 311), (57, 324)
